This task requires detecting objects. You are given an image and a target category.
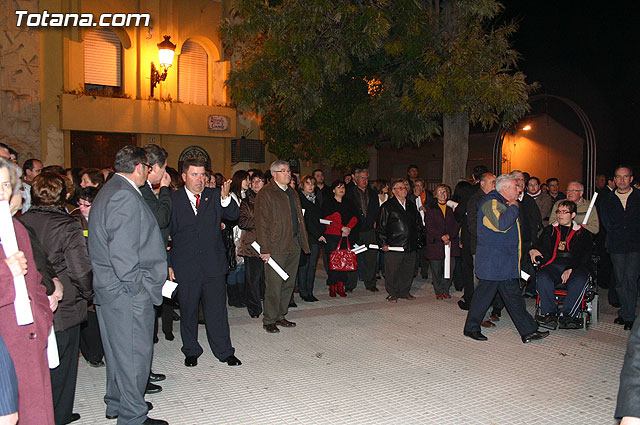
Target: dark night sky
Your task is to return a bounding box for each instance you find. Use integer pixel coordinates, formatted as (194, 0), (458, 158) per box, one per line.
(501, 0), (639, 174)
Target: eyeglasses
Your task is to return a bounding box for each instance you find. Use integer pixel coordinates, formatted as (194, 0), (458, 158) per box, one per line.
(566, 189), (582, 193)
(556, 210), (571, 215)
(274, 170), (291, 174)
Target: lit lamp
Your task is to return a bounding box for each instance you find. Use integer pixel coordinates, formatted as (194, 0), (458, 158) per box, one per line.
(150, 35), (176, 97)
(522, 124), (532, 131)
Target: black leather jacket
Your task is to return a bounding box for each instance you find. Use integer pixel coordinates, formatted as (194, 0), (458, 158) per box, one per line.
(376, 197), (424, 252)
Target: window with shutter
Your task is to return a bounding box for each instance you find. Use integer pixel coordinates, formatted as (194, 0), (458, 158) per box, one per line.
(178, 40), (208, 105)
(84, 28), (122, 92)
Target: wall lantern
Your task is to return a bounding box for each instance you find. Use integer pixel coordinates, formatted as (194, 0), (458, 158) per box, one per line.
(150, 35), (176, 97)
(522, 124), (532, 131)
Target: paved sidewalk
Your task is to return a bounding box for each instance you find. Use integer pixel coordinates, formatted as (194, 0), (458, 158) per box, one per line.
(74, 276), (627, 424)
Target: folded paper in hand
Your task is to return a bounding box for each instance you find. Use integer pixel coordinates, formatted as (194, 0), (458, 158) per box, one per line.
(319, 219), (332, 225)
(162, 280), (178, 298)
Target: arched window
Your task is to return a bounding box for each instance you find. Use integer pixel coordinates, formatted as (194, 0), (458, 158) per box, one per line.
(178, 40), (208, 105)
(84, 28), (122, 94)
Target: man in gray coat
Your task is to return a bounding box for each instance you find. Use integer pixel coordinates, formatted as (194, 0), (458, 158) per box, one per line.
(88, 145), (168, 425)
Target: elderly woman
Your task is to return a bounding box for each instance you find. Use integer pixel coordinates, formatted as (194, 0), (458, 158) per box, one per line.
(297, 175), (326, 302)
(322, 180), (358, 297)
(0, 158), (55, 424)
(237, 171), (266, 318)
(425, 184), (460, 299)
(20, 172), (93, 425)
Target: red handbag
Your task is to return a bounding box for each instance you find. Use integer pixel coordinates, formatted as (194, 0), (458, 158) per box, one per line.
(329, 237), (358, 271)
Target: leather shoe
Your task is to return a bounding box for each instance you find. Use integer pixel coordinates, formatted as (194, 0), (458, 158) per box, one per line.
(288, 300), (297, 308)
(489, 315), (500, 322)
(521, 330), (550, 344)
(625, 321), (635, 330)
(88, 359), (105, 367)
(143, 418), (168, 425)
(164, 332), (174, 341)
(276, 318), (296, 327)
(310, 295), (319, 301)
(480, 320), (495, 328)
(63, 413), (81, 423)
(184, 356), (198, 367)
(387, 295), (398, 303)
(457, 300), (469, 311)
(220, 355), (242, 366)
(145, 382), (162, 394)
(263, 323), (280, 333)
(405, 294), (416, 300)
(614, 316), (625, 325)
(463, 330), (488, 341)
(106, 402), (153, 420)
(367, 286), (380, 292)
(149, 371), (166, 382)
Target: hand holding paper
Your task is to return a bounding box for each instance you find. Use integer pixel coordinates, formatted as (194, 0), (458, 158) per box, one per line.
(251, 241), (290, 280)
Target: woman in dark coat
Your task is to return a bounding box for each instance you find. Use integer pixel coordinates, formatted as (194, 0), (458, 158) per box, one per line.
(0, 158), (55, 424)
(237, 171), (266, 318)
(322, 180), (358, 297)
(297, 175), (326, 302)
(20, 172), (93, 425)
(424, 184), (460, 299)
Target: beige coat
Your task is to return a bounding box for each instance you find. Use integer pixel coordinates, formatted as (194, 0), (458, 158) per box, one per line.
(532, 192), (554, 225)
(549, 197), (600, 235)
(254, 181), (310, 255)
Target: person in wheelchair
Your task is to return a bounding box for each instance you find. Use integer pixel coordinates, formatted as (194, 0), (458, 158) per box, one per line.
(529, 200), (593, 330)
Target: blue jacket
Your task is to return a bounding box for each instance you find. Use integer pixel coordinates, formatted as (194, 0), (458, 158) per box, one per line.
(600, 188), (640, 253)
(475, 190), (521, 281)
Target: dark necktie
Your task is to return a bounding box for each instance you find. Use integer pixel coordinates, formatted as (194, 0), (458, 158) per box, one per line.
(194, 194), (201, 210)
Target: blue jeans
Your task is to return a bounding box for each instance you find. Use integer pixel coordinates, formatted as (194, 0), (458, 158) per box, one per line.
(227, 264), (246, 285)
(611, 252), (640, 322)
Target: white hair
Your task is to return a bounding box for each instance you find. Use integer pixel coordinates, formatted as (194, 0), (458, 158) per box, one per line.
(270, 160), (289, 173)
(495, 173), (517, 193)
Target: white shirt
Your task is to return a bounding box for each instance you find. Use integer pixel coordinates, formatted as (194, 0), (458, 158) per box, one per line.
(184, 186), (231, 215)
(20, 181), (31, 214)
(116, 173), (142, 196)
(397, 197), (407, 210)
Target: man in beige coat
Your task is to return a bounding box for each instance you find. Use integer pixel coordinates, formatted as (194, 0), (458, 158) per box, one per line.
(527, 176), (554, 226)
(549, 180), (599, 235)
(254, 160), (310, 333)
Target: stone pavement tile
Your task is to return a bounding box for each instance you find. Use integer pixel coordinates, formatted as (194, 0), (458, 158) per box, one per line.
(74, 280), (625, 424)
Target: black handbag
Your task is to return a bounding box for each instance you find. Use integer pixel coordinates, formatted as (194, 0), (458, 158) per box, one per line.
(222, 224), (237, 271)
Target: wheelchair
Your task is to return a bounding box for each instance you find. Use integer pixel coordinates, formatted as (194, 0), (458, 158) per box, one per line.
(532, 253), (600, 330)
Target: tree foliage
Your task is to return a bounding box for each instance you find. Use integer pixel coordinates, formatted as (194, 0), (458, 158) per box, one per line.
(220, 0), (534, 172)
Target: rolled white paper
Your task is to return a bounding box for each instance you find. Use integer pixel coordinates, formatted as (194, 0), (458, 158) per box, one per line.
(582, 192), (598, 225)
(368, 244), (380, 250)
(521, 270), (531, 281)
(388, 246), (404, 252)
(444, 244), (451, 279)
(352, 246), (368, 255)
(162, 280), (178, 298)
(0, 201), (34, 325)
(301, 209), (306, 216)
(319, 219), (332, 225)
(446, 200), (459, 210)
(47, 325), (59, 369)
(251, 241), (290, 281)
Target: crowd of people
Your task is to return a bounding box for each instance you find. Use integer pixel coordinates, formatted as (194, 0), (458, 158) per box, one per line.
(0, 139), (639, 424)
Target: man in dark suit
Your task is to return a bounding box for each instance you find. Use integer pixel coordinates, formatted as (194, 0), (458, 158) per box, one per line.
(139, 144), (172, 393)
(168, 157), (241, 368)
(345, 168), (380, 292)
(88, 145), (168, 425)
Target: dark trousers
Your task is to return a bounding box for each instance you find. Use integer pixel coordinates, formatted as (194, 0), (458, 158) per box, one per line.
(464, 278), (537, 336)
(461, 247), (475, 305)
(415, 246), (429, 278)
(244, 256), (265, 317)
(263, 241), (301, 325)
(177, 274), (234, 360)
(153, 301), (174, 340)
(51, 324), (80, 425)
(79, 310), (104, 363)
(611, 252), (640, 322)
(353, 229), (378, 290)
(96, 291), (154, 424)
(536, 263), (589, 317)
(298, 243), (321, 297)
(429, 257), (456, 295)
(384, 251), (417, 297)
